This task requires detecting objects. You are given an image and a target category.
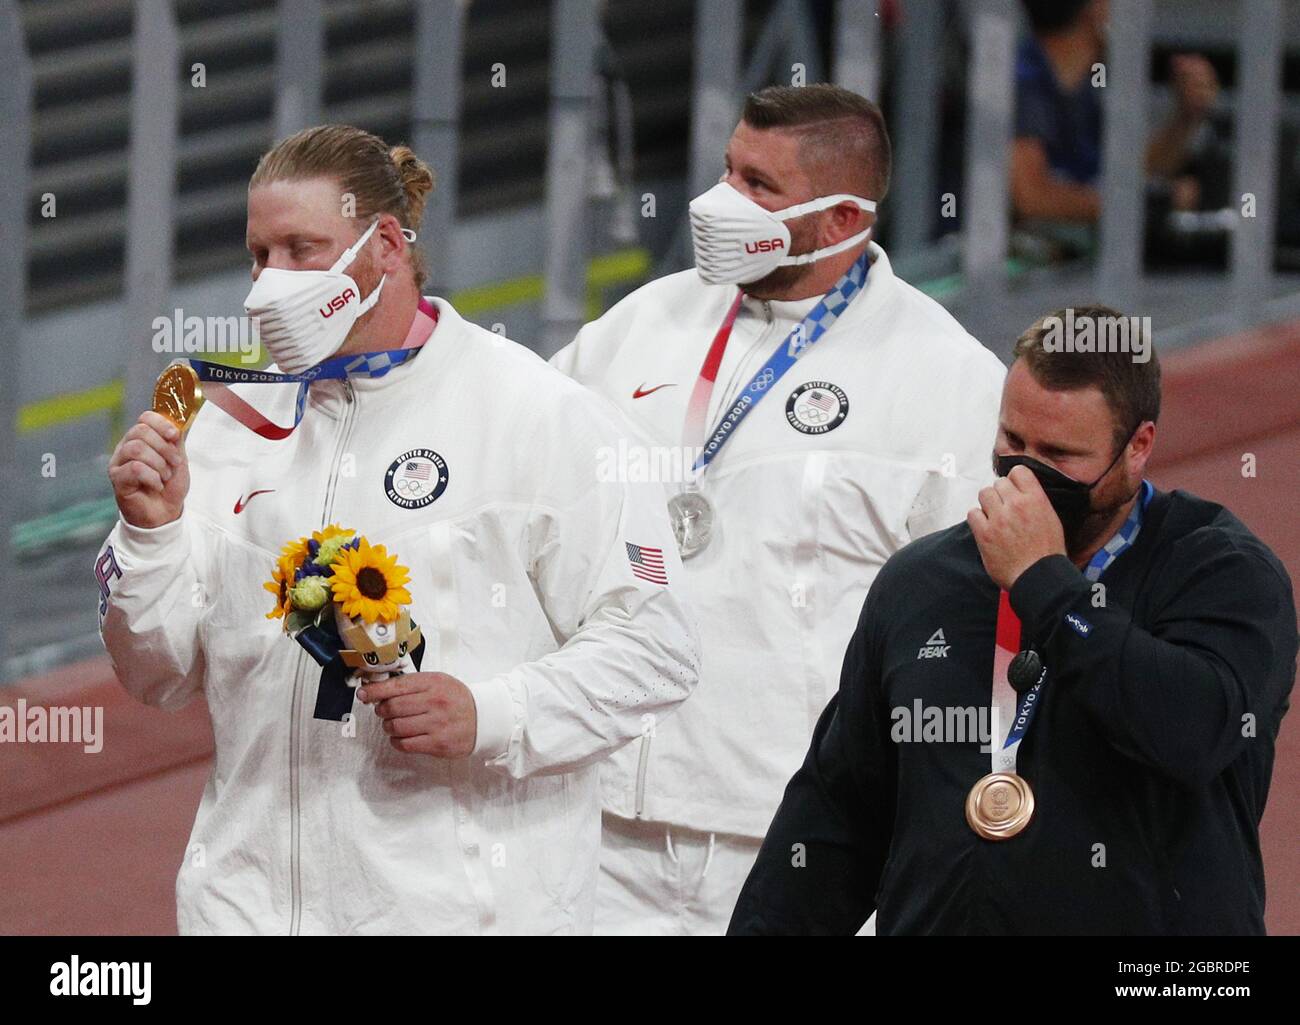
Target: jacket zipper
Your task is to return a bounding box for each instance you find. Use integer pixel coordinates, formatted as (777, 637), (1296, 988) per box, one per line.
(289, 379), (357, 935)
(287, 650), (307, 933)
(706, 304), (782, 432)
(633, 732), (652, 818)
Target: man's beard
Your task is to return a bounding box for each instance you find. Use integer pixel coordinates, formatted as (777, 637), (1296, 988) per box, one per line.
(740, 216), (817, 299)
(1064, 465), (1141, 558)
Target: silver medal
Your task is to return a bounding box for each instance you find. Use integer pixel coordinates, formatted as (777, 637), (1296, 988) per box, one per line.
(668, 490), (714, 558)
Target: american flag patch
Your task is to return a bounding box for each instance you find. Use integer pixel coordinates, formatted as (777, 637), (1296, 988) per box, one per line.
(404, 460), (432, 480)
(625, 542), (668, 584)
(805, 390), (835, 411)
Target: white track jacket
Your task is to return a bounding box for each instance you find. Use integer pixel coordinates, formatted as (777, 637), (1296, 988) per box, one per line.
(95, 298), (700, 934)
(551, 243), (1005, 837)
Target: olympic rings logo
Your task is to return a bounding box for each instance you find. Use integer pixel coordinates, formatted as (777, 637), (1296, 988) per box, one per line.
(394, 475), (430, 496)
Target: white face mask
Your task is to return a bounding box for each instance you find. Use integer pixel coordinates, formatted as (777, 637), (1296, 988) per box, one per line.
(243, 217), (407, 374)
(688, 181), (877, 286)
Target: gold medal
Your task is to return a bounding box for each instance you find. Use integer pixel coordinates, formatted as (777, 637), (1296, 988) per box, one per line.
(152, 361), (204, 431)
(965, 771), (1035, 840)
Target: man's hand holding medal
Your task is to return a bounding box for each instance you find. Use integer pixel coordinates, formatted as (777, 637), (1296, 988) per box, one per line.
(107, 362), (202, 530)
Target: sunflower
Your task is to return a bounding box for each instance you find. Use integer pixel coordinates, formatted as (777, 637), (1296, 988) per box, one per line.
(274, 536), (310, 585)
(329, 538), (412, 623)
(264, 553), (298, 620)
(311, 523), (355, 546)
(280, 535), (310, 563)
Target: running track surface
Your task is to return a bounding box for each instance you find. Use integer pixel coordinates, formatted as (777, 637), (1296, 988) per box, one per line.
(1, 323), (1297, 935)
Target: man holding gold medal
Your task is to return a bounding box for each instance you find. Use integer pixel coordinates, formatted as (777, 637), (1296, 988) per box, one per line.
(730, 308), (1297, 934)
(551, 84), (1006, 934)
(96, 124), (700, 934)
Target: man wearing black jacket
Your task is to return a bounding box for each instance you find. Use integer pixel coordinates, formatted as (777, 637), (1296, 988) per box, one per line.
(729, 306), (1297, 935)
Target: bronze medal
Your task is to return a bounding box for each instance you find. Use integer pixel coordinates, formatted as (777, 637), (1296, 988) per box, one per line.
(965, 771), (1035, 840)
(152, 361), (204, 431)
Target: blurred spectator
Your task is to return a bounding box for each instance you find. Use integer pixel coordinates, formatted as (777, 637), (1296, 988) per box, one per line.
(1011, 0), (1230, 262)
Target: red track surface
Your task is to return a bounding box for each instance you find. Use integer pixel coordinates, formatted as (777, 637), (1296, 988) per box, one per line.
(2, 323), (1297, 935)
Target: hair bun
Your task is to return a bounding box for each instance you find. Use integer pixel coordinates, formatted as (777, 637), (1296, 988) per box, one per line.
(389, 145), (436, 230)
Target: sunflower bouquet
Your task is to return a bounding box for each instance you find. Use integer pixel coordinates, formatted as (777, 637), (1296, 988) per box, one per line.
(265, 525), (425, 718)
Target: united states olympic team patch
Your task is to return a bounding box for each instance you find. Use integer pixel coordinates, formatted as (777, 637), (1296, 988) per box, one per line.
(384, 448), (449, 509)
(786, 382), (849, 434)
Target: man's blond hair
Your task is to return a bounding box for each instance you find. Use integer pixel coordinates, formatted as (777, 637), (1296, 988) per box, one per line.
(250, 124), (436, 288)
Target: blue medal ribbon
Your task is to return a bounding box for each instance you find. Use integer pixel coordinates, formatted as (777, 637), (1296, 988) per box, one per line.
(189, 347), (422, 431)
(692, 250), (870, 475)
(1003, 479), (1154, 750)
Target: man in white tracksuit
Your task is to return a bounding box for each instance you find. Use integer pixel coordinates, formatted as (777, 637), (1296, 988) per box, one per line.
(551, 84), (1006, 934)
(95, 124), (699, 934)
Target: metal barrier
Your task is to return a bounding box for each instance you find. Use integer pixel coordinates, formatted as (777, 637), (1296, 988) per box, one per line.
(961, 0), (1016, 297)
(122, 0), (180, 427)
(540, 0), (600, 358)
(832, 0), (881, 102)
(1233, 0), (1284, 315)
(412, 0), (469, 301)
(0, 0), (32, 672)
(275, 0), (324, 140)
(1097, 0), (1152, 312)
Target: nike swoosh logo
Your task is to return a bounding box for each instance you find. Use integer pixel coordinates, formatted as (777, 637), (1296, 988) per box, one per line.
(233, 489), (276, 514)
(632, 383), (676, 399)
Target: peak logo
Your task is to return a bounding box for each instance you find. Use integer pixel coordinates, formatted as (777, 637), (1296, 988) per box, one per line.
(320, 288), (356, 318)
(917, 628), (950, 659)
(744, 238), (785, 254)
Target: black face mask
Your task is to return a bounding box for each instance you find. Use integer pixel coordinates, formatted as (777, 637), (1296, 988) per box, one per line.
(993, 443), (1127, 539)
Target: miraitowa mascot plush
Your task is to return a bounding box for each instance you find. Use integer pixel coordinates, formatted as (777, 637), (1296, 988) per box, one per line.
(334, 605), (422, 686)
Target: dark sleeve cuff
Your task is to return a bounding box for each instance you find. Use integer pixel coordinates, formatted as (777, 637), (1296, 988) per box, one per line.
(1009, 554), (1089, 641)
